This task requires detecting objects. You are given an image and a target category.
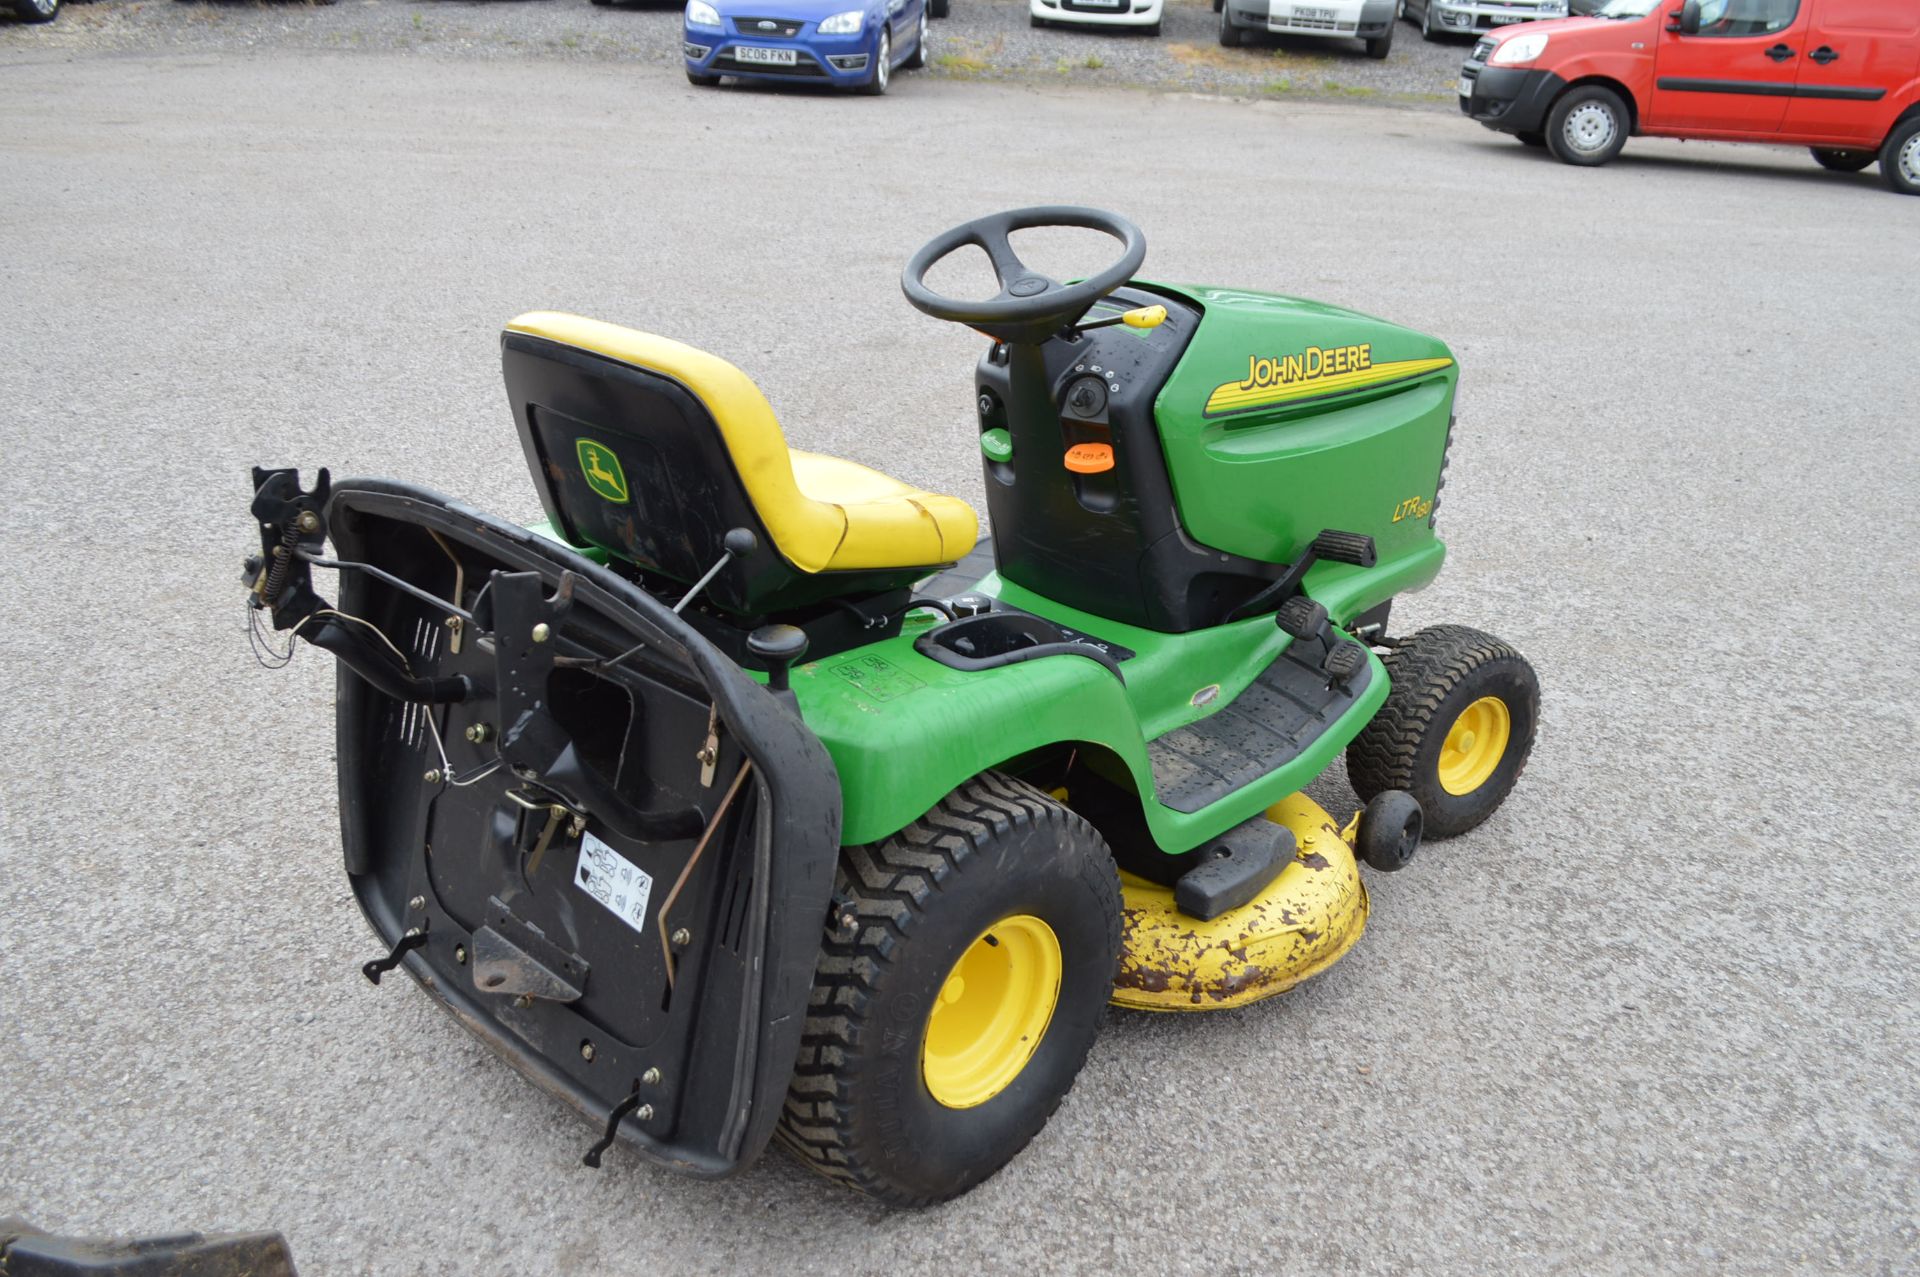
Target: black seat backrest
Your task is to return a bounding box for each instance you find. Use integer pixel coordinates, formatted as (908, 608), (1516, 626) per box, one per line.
(501, 327), (927, 618)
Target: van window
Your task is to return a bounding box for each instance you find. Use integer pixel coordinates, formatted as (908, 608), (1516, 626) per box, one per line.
(1693, 0), (1798, 36)
(1812, 0), (1920, 35)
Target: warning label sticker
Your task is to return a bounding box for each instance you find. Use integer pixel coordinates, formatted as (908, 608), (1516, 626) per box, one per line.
(574, 830), (654, 935)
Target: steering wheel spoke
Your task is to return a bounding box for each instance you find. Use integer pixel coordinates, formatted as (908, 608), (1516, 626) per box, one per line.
(902, 206), (1146, 345)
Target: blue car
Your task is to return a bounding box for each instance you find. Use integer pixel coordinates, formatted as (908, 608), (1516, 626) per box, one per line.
(683, 0), (937, 95)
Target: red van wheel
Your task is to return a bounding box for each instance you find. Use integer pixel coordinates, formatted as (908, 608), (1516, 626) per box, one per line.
(1881, 117), (1920, 196)
(1545, 85), (1628, 168)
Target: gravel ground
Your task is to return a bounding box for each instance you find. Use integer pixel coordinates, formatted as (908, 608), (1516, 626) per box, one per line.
(5, 36), (1920, 1277)
(3, 0), (1471, 105)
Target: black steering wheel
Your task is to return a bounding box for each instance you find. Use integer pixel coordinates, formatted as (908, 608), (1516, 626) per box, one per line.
(901, 206), (1147, 345)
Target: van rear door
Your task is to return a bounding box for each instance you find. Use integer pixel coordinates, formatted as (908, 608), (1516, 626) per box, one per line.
(1648, 0), (1811, 132)
(1783, 0), (1919, 143)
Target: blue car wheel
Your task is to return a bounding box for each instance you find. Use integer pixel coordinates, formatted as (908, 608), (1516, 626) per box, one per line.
(861, 26), (890, 94)
(906, 7), (928, 67)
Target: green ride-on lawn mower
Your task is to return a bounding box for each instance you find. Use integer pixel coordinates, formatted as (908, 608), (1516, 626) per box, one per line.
(243, 206), (1539, 1206)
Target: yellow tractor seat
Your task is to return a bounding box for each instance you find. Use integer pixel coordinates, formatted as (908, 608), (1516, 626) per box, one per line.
(501, 311), (978, 617)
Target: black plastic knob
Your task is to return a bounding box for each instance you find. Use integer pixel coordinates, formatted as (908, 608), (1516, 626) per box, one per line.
(747, 624), (809, 692)
(950, 594), (992, 619)
(1065, 376), (1108, 419)
(723, 527), (759, 558)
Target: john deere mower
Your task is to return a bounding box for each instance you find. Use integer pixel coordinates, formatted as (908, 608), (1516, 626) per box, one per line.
(243, 206), (1539, 1206)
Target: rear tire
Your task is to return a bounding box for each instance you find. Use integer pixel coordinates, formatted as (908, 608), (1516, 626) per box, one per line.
(1545, 84), (1629, 167)
(1809, 147), (1874, 172)
(1879, 116), (1920, 195)
(931, 0), (949, 16)
(775, 773), (1122, 1207)
(1346, 625), (1540, 840)
(906, 7), (928, 66)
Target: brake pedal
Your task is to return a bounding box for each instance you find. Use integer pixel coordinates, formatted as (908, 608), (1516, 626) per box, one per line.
(1276, 596), (1328, 641)
(1324, 642), (1366, 688)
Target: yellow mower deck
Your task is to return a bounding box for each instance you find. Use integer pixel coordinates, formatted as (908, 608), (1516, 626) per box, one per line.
(1112, 794), (1368, 1012)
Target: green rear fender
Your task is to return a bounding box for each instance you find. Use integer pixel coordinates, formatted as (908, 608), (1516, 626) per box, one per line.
(789, 629), (1141, 848)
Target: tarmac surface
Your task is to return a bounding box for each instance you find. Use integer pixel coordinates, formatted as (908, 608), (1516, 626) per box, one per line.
(2, 44), (1917, 1277)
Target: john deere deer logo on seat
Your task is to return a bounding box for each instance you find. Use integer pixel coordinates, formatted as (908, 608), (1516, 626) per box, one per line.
(576, 438), (629, 503)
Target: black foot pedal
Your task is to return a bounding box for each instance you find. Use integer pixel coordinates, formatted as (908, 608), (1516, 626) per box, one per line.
(1277, 596), (1329, 641)
(362, 929), (428, 985)
(1312, 529), (1377, 567)
(1174, 820), (1297, 921)
(1324, 642), (1367, 687)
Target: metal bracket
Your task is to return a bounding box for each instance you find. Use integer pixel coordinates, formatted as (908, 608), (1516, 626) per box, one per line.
(246, 466), (332, 630)
(362, 927), (428, 985)
(505, 787), (586, 879)
(583, 1084), (652, 1169)
(485, 570), (704, 843)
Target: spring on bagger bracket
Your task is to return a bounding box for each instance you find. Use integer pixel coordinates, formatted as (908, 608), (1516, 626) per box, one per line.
(260, 517), (304, 607)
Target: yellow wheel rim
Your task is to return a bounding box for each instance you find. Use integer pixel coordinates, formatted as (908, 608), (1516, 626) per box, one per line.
(922, 915), (1062, 1110)
(1438, 695), (1511, 796)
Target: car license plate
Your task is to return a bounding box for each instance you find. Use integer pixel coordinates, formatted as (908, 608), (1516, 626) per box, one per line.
(1458, 75), (1472, 96)
(1490, 13), (1521, 21)
(1077, 0), (1124, 9)
(1295, 4), (1335, 16)
(734, 45), (797, 64)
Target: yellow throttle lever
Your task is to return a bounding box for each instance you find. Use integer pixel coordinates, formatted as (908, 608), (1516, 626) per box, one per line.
(1074, 304), (1168, 336)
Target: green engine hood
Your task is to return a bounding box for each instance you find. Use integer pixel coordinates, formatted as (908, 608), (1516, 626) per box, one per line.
(1151, 284), (1458, 569)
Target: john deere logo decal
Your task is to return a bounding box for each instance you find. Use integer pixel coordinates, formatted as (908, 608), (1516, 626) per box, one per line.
(1205, 345), (1454, 417)
(576, 439), (629, 503)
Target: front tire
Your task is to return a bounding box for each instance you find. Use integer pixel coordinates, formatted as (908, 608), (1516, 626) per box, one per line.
(1545, 84), (1629, 167)
(775, 773), (1122, 1207)
(1218, 2), (1245, 46)
(1880, 116), (1920, 195)
(11, 0), (59, 23)
(1810, 147), (1874, 173)
(1419, 1), (1441, 41)
(1517, 130), (1545, 148)
(1364, 28), (1391, 58)
(1346, 625), (1540, 840)
(686, 68), (721, 85)
(862, 27), (892, 94)
(931, 0), (949, 16)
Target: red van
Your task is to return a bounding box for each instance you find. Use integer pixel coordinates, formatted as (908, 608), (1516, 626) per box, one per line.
(1458, 0), (1920, 193)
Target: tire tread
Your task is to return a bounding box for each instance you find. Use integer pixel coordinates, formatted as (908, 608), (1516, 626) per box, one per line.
(773, 771), (1118, 1207)
(1346, 624), (1538, 826)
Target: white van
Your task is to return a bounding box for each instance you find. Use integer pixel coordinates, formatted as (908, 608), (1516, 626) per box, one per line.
(1217, 0), (1398, 58)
